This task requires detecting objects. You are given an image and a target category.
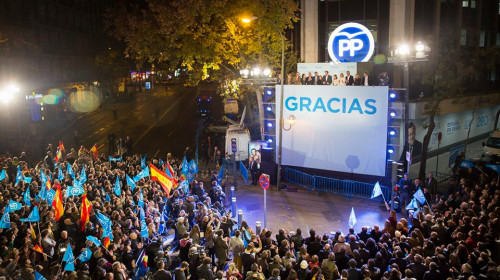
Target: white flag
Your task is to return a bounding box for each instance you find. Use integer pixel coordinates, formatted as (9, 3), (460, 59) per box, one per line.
(371, 181), (383, 199)
(348, 207), (357, 228)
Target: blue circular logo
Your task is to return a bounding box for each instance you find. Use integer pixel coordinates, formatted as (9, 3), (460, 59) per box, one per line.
(328, 23), (375, 63)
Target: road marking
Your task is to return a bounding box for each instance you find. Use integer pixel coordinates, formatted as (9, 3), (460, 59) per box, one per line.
(134, 96), (185, 147)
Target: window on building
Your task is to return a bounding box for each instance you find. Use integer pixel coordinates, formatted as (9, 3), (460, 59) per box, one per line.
(471, 0), (476, 8)
(462, 0), (468, 7)
(496, 33), (500, 46)
(460, 28), (467, 45)
(479, 31), (485, 47)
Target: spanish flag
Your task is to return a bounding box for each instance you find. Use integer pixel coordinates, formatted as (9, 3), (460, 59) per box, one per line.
(33, 244), (44, 254)
(59, 141), (65, 153)
(150, 164), (176, 197)
(89, 144), (98, 160)
(46, 178), (52, 191)
(29, 224), (36, 240)
(81, 193), (92, 231)
(103, 236), (110, 248)
(52, 183), (64, 221)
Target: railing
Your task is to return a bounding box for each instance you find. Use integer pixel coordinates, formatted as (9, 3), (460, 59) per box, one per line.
(284, 168), (391, 201)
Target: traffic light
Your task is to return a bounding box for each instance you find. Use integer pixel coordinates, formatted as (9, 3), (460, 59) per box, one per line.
(231, 138), (237, 153)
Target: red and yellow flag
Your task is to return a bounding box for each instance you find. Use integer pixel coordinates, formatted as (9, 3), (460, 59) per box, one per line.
(33, 244), (44, 254)
(150, 164), (176, 197)
(103, 236), (110, 248)
(46, 178), (52, 191)
(52, 183), (64, 221)
(81, 193), (92, 231)
(59, 141), (65, 153)
(89, 144), (98, 160)
(29, 224), (36, 240)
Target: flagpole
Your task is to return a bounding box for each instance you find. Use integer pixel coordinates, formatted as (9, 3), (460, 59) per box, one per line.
(380, 191), (390, 211)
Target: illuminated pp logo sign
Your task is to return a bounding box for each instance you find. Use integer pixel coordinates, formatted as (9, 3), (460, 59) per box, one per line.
(328, 23), (374, 63)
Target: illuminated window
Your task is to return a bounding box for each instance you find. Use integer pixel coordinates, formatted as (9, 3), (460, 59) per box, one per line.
(479, 31), (485, 47)
(462, 0), (468, 7)
(461, 29), (467, 46)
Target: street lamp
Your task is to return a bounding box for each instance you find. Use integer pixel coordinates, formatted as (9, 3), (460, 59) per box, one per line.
(388, 41), (429, 209)
(0, 83), (20, 104)
(241, 16), (285, 190)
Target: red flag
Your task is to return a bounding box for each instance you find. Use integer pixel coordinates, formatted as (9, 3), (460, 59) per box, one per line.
(33, 244), (44, 254)
(103, 236), (110, 248)
(59, 141), (65, 153)
(53, 183), (64, 221)
(81, 193), (92, 231)
(89, 144), (98, 160)
(46, 178), (52, 191)
(150, 164), (176, 197)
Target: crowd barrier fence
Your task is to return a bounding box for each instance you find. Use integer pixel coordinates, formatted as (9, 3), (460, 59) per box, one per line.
(284, 167), (391, 201)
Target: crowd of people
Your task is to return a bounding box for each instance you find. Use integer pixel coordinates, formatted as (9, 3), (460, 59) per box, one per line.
(282, 71), (390, 87)
(0, 140), (499, 280)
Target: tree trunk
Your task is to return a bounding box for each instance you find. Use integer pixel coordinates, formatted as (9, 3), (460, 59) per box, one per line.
(419, 101), (440, 179)
(463, 96), (480, 155)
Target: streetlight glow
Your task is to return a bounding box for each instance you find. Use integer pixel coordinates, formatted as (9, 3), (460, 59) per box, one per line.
(415, 41), (425, 52)
(0, 83), (20, 104)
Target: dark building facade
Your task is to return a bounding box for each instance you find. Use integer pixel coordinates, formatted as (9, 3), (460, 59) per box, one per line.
(0, 0), (112, 90)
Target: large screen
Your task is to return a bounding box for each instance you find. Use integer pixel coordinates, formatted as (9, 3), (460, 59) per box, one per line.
(276, 86), (389, 176)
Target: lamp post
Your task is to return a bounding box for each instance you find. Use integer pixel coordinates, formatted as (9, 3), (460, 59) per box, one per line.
(242, 17), (285, 189)
(388, 42), (429, 173)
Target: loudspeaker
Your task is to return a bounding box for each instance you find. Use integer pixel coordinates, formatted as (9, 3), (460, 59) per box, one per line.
(260, 161), (276, 185)
(261, 147), (274, 162)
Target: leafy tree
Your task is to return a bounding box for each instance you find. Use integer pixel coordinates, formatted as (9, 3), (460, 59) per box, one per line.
(105, 0), (299, 89)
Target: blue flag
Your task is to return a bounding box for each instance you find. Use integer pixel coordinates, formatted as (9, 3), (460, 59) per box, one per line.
(486, 164), (500, 174)
(0, 211), (10, 229)
(406, 197), (419, 210)
(96, 212), (112, 238)
(126, 175), (136, 192)
(39, 184), (48, 201)
(371, 182), (383, 199)
(217, 165), (224, 181)
(23, 177), (33, 184)
(189, 159), (198, 175)
(109, 156), (122, 162)
(79, 167), (87, 185)
(239, 161), (249, 183)
(134, 168), (149, 182)
(35, 271), (47, 280)
(159, 158), (164, 166)
(139, 208), (148, 238)
(47, 189), (56, 205)
(58, 165), (64, 182)
(86, 235), (102, 247)
(0, 170), (5, 181)
(141, 154), (147, 169)
(62, 244), (75, 271)
(40, 170), (47, 186)
(23, 186), (31, 207)
(66, 186), (85, 198)
(105, 193), (110, 202)
(138, 189), (144, 208)
(413, 188), (426, 204)
(21, 206), (40, 222)
(181, 157), (189, 175)
(348, 207), (357, 228)
(77, 247), (92, 263)
(67, 164), (75, 180)
(460, 160), (475, 168)
(15, 166), (23, 186)
(6, 200), (22, 213)
(114, 176), (122, 196)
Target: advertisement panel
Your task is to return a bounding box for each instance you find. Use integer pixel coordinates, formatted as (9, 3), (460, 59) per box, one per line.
(411, 105), (500, 154)
(276, 86), (389, 176)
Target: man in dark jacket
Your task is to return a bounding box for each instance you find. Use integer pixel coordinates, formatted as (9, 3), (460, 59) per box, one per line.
(407, 254), (426, 280)
(153, 261), (172, 280)
(214, 230), (229, 270)
(423, 262), (441, 280)
(197, 257), (215, 280)
(174, 261), (190, 280)
(347, 259), (362, 280)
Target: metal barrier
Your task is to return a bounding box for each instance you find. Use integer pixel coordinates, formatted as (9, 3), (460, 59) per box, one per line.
(284, 168), (391, 200)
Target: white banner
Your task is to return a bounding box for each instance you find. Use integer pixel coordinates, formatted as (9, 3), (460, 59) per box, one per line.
(276, 86), (389, 176)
